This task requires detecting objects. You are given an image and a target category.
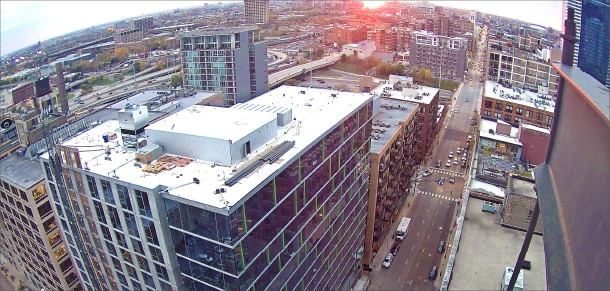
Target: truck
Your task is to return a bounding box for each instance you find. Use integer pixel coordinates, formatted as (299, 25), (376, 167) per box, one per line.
(395, 217), (411, 241)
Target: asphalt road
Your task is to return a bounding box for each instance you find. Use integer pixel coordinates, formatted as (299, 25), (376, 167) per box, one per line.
(368, 34), (487, 291)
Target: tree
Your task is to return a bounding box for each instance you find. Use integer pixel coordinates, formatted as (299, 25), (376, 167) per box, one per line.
(170, 74), (183, 88)
(96, 52), (112, 65)
(285, 78), (298, 86)
(423, 69), (431, 79)
(153, 61), (166, 72)
(340, 54), (347, 63)
(334, 84), (349, 91)
(298, 57), (310, 64)
(115, 47), (129, 61)
(392, 63), (406, 75)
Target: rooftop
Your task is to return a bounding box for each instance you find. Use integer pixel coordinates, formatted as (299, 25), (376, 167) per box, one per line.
(370, 98), (418, 154)
(371, 83), (438, 105)
(52, 86), (371, 212)
(484, 81), (555, 113)
(0, 153), (44, 189)
(479, 119), (522, 146)
(521, 122), (550, 134)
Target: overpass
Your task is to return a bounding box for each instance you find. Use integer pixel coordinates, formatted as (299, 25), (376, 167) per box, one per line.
(268, 54), (340, 88)
(268, 50), (289, 67)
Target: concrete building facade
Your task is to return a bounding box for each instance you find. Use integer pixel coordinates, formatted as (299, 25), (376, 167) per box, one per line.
(244, 0), (269, 24)
(179, 27), (268, 106)
(409, 31), (468, 80)
(0, 154), (82, 290)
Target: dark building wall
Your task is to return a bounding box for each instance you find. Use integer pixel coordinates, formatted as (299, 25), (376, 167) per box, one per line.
(547, 75), (610, 289)
(11, 83), (35, 105)
(577, 0), (610, 87)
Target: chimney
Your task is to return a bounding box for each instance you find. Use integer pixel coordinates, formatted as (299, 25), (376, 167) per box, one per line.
(560, 7), (579, 67)
(56, 63), (69, 115)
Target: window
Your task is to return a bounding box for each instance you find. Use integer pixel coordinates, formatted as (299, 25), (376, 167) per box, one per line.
(142, 218), (159, 246)
(504, 115), (511, 122)
(536, 112), (543, 121)
(117, 184), (132, 211)
(86, 176), (99, 198)
(101, 180), (115, 205)
(107, 206), (120, 229)
(526, 110), (533, 118)
(505, 105), (513, 113)
(154, 264), (168, 281)
(514, 117), (521, 123)
(149, 246), (164, 264)
(495, 103), (503, 110)
(516, 107), (523, 115)
(37, 201), (53, 218)
(93, 201), (107, 224)
(484, 100), (492, 108)
(134, 190), (151, 218)
(494, 112), (502, 119)
(546, 115), (553, 123)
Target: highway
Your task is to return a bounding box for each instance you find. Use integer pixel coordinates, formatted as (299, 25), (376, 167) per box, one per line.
(268, 54), (340, 87)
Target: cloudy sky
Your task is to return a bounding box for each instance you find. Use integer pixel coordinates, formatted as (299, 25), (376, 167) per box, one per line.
(1, 1), (563, 57)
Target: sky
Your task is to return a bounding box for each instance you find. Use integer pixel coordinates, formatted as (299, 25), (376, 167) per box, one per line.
(1, 1), (564, 57)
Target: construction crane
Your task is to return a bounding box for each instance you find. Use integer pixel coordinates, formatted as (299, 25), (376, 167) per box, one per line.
(42, 121), (103, 289)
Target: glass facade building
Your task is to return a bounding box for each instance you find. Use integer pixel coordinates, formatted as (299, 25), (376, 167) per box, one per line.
(576, 0), (610, 88)
(165, 102), (373, 290)
(179, 27), (269, 106)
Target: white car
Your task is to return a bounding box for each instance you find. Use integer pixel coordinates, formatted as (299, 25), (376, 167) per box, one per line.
(448, 151), (454, 158)
(422, 170), (432, 177)
(383, 253), (393, 268)
(445, 160), (452, 167)
(456, 148), (461, 154)
(453, 158), (458, 165)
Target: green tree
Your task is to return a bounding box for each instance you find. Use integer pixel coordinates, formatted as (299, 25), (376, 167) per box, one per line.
(153, 61), (166, 72)
(170, 74), (183, 87)
(96, 52), (112, 65)
(423, 69), (431, 79)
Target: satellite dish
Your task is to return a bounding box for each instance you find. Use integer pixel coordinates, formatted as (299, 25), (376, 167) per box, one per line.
(0, 118), (14, 129)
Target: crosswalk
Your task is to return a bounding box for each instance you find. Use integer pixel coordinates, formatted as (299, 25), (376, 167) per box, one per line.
(427, 168), (463, 177)
(416, 190), (460, 202)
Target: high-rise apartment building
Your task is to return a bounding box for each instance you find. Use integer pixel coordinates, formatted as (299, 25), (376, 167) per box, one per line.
(179, 27), (268, 106)
(363, 94), (419, 268)
(0, 154), (82, 290)
(409, 30), (468, 80)
(41, 86), (373, 291)
(576, 0), (610, 87)
(563, 0), (582, 66)
(244, 0), (269, 24)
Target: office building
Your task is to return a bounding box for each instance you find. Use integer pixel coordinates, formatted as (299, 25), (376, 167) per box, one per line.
(322, 24), (368, 46)
(409, 31), (468, 80)
(40, 86), (373, 291)
(480, 81), (555, 129)
(371, 77), (440, 164)
(179, 26), (268, 106)
(564, 0), (582, 66)
(244, 0), (269, 24)
(367, 28), (397, 52)
(0, 154), (82, 290)
(114, 28), (145, 45)
(576, 0), (610, 87)
(363, 97), (419, 269)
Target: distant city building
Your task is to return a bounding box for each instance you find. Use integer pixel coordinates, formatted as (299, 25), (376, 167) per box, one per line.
(576, 0), (610, 87)
(322, 24), (368, 46)
(563, 0), (583, 66)
(114, 28), (145, 45)
(409, 30), (468, 80)
(244, 0), (269, 24)
(41, 86), (372, 291)
(131, 16), (154, 33)
(478, 118), (523, 163)
(0, 154), (82, 290)
(341, 40), (376, 59)
(179, 26), (268, 106)
(486, 38), (560, 97)
(481, 81), (555, 129)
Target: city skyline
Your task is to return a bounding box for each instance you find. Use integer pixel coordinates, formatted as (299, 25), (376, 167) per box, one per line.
(2, 1), (562, 57)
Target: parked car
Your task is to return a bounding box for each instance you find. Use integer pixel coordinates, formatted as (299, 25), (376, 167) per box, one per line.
(382, 253), (393, 268)
(448, 151), (454, 158)
(445, 160), (451, 167)
(438, 241), (445, 253)
(436, 160), (441, 168)
(390, 242), (401, 256)
(422, 170), (432, 177)
(429, 266), (438, 280)
(453, 158), (458, 165)
(449, 176), (455, 183)
(456, 148), (461, 154)
(461, 160), (467, 168)
(438, 177), (445, 185)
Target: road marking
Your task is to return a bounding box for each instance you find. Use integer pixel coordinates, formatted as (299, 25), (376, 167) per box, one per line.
(417, 232), (420, 237)
(427, 234), (430, 239)
(398, 277), (401, 282)
(416, 262), (419, 268)
(427, 209), (428, 213)
(405, 259), (409, 265)
(412, 246), (414, 251)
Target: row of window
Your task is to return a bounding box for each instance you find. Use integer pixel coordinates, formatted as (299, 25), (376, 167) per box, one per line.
(484, 101), (553, 123)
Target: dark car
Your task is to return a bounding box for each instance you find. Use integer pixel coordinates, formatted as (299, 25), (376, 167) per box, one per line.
(435, 160), (441, 168)
(449, 176), (455, 183)
(461, 160), (467, 168)
(438, 241), (445, 253)
(390, 242), (401, 256)
(429, 266), (438, 280)
(438, 177), (445, 185)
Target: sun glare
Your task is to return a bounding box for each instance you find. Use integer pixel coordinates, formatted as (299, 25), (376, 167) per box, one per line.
(362, 1), (385, 9)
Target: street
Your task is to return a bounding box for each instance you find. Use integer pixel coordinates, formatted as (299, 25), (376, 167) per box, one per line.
(367, 28), (487, 291)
